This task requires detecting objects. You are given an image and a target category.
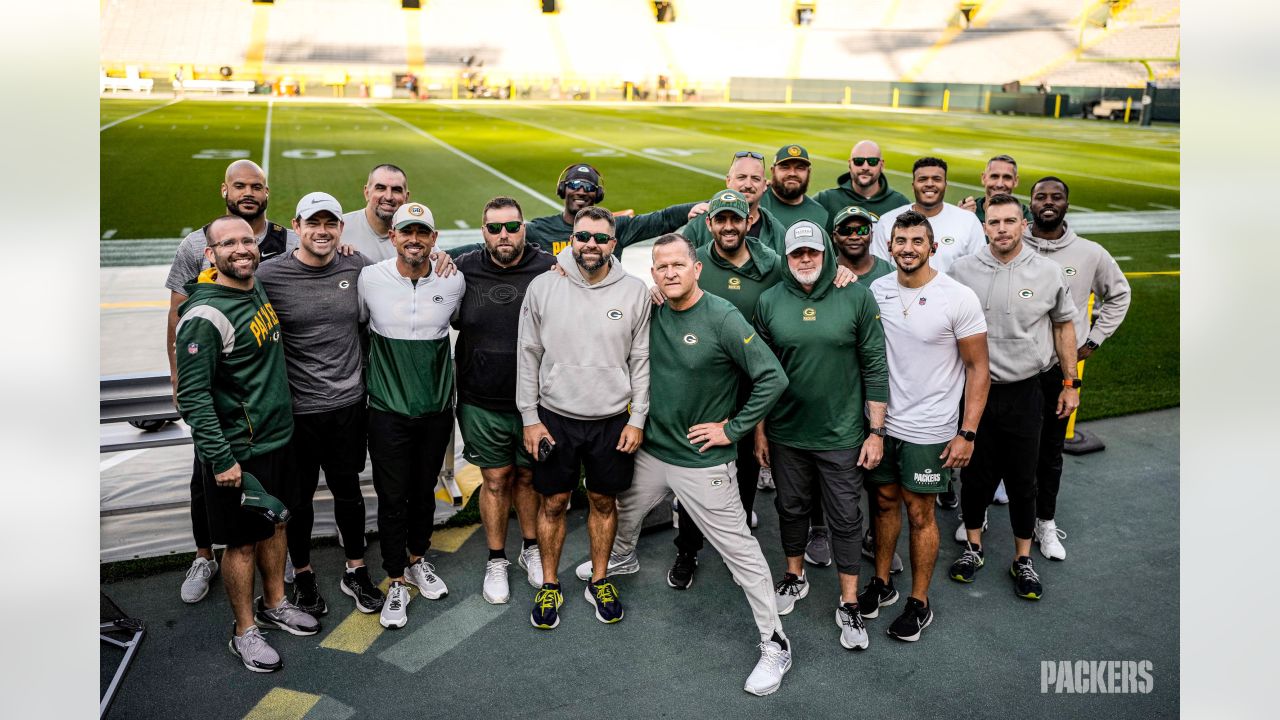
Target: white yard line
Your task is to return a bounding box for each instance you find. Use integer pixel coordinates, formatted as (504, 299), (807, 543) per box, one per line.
(454, 220), (469, 228)
(1107, 204), (1136, 211)
(99, 98), (182, 132)
(99, 448), (148, 473)
(1149, 202), (1177, 210)
(262, 100), (274, 177)
(102, 229), (117, 239)
(364, 106), (561, 209)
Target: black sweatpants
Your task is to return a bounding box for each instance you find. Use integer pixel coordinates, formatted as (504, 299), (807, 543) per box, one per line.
(675, 436), (758, 554)
(771, 442), (864, 576)
(368, 407), (452, 578)
(287, 401), (369, 568)
(1036, 365), (1070, 521)
(960, 376), (1043, 540)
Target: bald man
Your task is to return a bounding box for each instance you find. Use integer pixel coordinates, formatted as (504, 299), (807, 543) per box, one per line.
(814, 140), (910, 232)
(166, 160), (300, 604)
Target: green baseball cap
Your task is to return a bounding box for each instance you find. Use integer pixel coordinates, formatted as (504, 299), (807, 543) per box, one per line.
(832, 206), (879, 228)
(240, 472), (291, 525)
(708, 189), (749, 218)
(774, 144), (811, 165)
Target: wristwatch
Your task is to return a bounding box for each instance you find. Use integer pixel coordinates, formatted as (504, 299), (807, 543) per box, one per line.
(1063, 378), (1082, 389)
(957, 429), (976, 442)
(868, 426), (887, 437)
(1084, 339), (1100, 350)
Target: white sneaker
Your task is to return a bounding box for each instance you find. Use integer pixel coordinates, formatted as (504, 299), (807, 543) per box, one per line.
(836, 602), (869, 651)
(380, 581), (410, 628)
(404, 558), (448, 599)
(518, 545), (544, 588)
(993, 481), (1009, 505)
(954, 511), (988, 543)
(1035, 518), (1068, 561)
(284, 553), (295, 584)
(744, 637), (792, 696)
(757, 467), (775, 491)
(574, 550), (640, 582)
(181, 556), (219, 603)
(482, 559), (510, 604)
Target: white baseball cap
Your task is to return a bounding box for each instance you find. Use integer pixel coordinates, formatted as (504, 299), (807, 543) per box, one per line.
(295, 191), (343, 221)
(784, 220), (826, 254)
(392, 202), (436, 231)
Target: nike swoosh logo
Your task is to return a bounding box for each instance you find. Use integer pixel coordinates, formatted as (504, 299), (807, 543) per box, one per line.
(743, 334), (755, 344)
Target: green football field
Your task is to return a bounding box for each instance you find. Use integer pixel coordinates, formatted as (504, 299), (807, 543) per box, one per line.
(99, 97), (1179, 421)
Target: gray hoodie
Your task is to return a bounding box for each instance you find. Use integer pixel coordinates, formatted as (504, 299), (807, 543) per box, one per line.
(950, 243), (1077, 383)
(517, 246), (651, 428)
(1023, 222), (1131, 348)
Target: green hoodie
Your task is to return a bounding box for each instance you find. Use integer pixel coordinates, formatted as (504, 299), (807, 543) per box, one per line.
(175, 269), (294, 473)
(680, 204), (789, 259)
(695, 237), (784, 321)
(814, 174), (910, 233)
(754, 245), (889, 451)
(760, 190), (830, 231)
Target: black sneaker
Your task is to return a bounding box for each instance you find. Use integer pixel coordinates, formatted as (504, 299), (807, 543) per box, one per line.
(856, 576), (899, 619)
(886, 597), (934, 642)
(584, 579), (624, 623)
(291, 570), (327, 617)
(1011, 556), (1043, 600)
(949, 543), (985, 583)
(339, 566), (385, 613)
(936, 482), (959, 509)
(667, 551), (697, 590)
(531, 583), (564, 629)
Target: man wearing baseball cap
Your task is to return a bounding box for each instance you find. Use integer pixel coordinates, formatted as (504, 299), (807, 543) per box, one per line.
(176, 213), (318, 672)
(257, 192), (384, 618)
(760, 144), (830, 231)
(753, 219), (889, 651)
(358, 202), (466, 629)
(831, 206), (895, 285)
(681, 151), (789, 258)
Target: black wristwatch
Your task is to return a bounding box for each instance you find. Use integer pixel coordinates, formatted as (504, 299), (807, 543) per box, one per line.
(1084, 339), (1100, 350)
(1062, 377), (1082, 389)
(957, 429), (976, 442)
(868, 426), (887, 437)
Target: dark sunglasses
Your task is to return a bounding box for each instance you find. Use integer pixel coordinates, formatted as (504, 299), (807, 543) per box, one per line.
(484, 221), (523, 234)
(572, 231), (613, 244)
(851, 156), (881, 167)
(564, 179), (599, 193)
(733, 151), (765, 161)
(834, 224), (872, 238)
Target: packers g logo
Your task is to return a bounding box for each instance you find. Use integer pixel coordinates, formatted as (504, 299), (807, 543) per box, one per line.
(941, 236), (956, 245)
(433, 295), (445, 304)
(802, 307), (816, 321)
(719, 192), (737, 203)
(786, 146), (802, 157)
(1019, 289), (1035, 299)
(607, 309), (624, 320)
(338, 279), (351, 289)
(1064, 267), (1078, 276)
(683, 333), (698, 345)
(728, 277), (742, 291)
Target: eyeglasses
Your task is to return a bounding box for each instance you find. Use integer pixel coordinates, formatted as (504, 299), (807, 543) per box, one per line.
(834, 224), (872, 238)
(484, 221), (523, 234)
(572, 231), (613, 244)
(851, 157), (881, 167)
(733, 151), (765, 161)
(212, 237), (258, 250)
(564, 179), (599, 194)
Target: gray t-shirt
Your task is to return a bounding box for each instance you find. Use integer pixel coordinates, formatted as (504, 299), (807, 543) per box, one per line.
(164, 220), (299, 295)
(342, 208), (396, 262)
(256, 250), (374, 414)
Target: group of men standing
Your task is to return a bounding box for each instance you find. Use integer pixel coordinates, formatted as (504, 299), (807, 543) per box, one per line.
(168, 139), (1130, 695)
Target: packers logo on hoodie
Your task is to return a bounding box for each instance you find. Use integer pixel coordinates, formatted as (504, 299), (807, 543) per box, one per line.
(607, 309), (623, 320)
(1063, 267), (1078, 277)
(802, 308), (816, 322)
(1019, 289), (1035, 299)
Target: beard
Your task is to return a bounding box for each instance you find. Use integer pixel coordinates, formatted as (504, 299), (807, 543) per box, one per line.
(771, 177), (809, 201)
(214, 251), (259, 280)
(487, 237), (525, 265)
(373, 203), (396, 224)
(574, 246), (607, 273)
(226, 195), (267, 222)
(1033, 211), (1065, 234)
(713, 230), (744, 255)
(791, 266), (821, 286)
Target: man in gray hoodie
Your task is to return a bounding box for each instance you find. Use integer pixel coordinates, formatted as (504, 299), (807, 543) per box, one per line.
(517, 206), (651, 630)
(948, 194), (1080, 601)
(1023, 177), (1131, 561)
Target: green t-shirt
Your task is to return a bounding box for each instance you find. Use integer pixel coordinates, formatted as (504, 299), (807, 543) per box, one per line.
(643, 293), (787, 468)
(760, 191), (830, 232)
(856, 256), (897, 285)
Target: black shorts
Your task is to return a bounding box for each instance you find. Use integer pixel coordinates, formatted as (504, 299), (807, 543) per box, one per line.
(292, 400), (369, 478)
(532, 407), (635, 497)
(202, 445), (297, 548)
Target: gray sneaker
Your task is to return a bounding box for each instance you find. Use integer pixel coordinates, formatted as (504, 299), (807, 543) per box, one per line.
(574, 550), (640, 582)
(253, 596), (320, 636)
(284, 553), (295, 584)
(804, 526), (832, 567)
(180, 556), (218, 603)
(861, 531), (905, 574)
(756, 466), (775, 491)
(229, 624), (281, 673)
(380, 581), (410, 629)
(404, 558), (448, 599)
(774, 573), (809, 615)
(836, 602), (870, 650)
(518, 545), (545, 588)
(744, 637), (792, 696)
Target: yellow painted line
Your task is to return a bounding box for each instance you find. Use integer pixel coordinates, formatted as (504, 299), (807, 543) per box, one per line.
(101, 300), (168, 309)
(433, 463), (482, 505)
(1124, 271), (1180, 278)
(431, 524), (481, 553)
(243, 688), (320, 720)
(319, 601), (387, 655)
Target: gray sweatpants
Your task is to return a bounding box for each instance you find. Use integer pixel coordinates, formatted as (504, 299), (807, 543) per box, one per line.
(613, 449), (783, 642)
(770, 442), (864, 577)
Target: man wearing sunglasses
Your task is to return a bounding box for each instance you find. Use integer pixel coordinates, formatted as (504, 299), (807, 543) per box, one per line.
(815, 140), (910, 232)
(518, 206), (652, 630)
(452, 197), (557, 605)
(957, 154), (1034, 224)
(831, 206), (895, 284)
(682, 151), (789, 258)
(759, 144), (830, 231)
(871, 157), (986, 274)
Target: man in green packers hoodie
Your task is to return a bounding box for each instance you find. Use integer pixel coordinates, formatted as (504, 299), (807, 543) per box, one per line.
(814, 140), (910, 233)
(680, 152), (790, 258)
(176, 215), (318, 674)
(753, 220), (889, 652)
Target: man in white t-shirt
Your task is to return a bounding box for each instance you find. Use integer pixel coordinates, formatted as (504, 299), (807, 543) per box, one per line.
(342, 164), (411, 261)
(862, 210), (990, 642)
(870, 157), (986, 274)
